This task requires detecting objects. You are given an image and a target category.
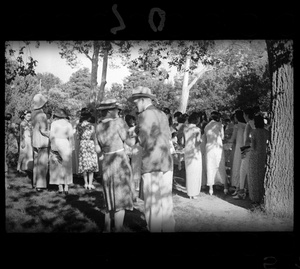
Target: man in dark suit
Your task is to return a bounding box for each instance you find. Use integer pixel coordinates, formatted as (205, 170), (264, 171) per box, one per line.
(128, 86), (175, 232)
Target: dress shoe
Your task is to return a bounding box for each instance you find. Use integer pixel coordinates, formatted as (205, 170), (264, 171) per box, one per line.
(231, 190), (239, 196)
(233, 193), (246, 200)
(88, 184), (96, 190)
(36, 188), (43, 192)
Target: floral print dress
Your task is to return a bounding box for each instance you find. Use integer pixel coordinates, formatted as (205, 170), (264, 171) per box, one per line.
(77, 120), (99, 174)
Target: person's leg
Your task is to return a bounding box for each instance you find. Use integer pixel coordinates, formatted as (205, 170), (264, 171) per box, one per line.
(58, 184), (63, 193)
(35, 148), (49, 190)
(88, 172), (95, 189)
(83, 172), (88, 188)
(114, 210), (125, 232)
(142, 172), (162, 232)
(104, 212), (112, 232)
(161, 170), (175, 232)
(64, 184), (68, 193)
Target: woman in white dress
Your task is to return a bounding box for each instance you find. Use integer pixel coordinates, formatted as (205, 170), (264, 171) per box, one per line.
(183, 112), (202, 199)
(49, 108), (74, 194)
(17, 110), (33, 174)
(227, 110), (247, 192)
(203, 111), (227, 195)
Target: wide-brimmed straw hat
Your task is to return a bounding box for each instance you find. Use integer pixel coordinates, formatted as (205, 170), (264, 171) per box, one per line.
(54, 108), (69, 118)
(128, 86), (156, 102)
(32, 93), (48, 110)
(97, 98), (119, 110)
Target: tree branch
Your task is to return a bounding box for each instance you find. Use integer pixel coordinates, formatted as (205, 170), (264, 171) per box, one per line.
(186, 67), (214, 91)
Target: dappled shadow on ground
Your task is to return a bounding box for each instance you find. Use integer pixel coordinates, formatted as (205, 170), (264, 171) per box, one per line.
(6, 168), (148, 233)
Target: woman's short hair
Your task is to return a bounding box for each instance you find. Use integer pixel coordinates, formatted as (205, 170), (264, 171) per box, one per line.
(174, 111), (182, 118)
(235, 109), (246, 123)
(210, 111), (220, 122)
(254, 115), (265, 128)
(243, 107), (255, 120)
(188, 112), (199, 124)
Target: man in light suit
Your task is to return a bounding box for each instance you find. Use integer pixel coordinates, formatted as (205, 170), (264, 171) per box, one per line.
(128, 86), (175, 232)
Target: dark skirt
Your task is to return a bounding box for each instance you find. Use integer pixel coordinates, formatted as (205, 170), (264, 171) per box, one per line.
(102, 150), (134, 212)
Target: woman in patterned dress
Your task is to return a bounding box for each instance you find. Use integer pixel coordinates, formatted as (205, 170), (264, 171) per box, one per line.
(248, 115), (270, 205)
(77, 110), (99, 190)
(95, 99), (135, 232)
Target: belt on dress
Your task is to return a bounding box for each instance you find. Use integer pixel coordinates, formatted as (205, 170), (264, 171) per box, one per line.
(104, 148), (124, 155)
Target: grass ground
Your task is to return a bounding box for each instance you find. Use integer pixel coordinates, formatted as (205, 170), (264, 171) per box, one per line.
(5, 165), (293, 233)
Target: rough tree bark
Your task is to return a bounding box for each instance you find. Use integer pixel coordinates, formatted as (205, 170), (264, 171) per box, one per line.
(264, 40), (293, 219)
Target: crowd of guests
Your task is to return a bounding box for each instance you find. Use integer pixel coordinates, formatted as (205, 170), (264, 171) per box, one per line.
(5, 87), (271, 232)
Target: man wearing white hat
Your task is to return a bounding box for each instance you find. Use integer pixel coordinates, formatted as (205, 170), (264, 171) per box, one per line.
(128, 86), (175, 232)
(31, 93), (50, 191)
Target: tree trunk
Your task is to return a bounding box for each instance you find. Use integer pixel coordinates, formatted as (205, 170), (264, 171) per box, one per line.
(90, 41), (100, 104)
(97, 41), (111, 103)
(264, 40), (293, 219)
(179, 53), (191, 113)
(178, 54), (212, 113)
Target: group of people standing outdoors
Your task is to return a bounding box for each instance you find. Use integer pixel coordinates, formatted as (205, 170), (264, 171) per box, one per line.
(5, 85), (270, 232)
(166, 103), (270, 208)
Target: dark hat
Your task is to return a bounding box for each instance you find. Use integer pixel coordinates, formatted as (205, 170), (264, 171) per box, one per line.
(97, 98), (119, 110)
(54, 108), (68, 118)
(128, 86), (156, 102)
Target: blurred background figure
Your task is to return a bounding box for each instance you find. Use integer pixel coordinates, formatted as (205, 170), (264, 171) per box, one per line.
(16, 110), (33, 178)
(49, 108), (74, 195)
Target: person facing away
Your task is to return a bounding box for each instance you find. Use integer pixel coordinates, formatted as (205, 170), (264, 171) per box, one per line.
(203, 110), (227, 195)
(183, 112), (202, 199)
(228, 109), (246, 192)
(31, 93), (50, 192)
(232, 107), (255, 199)
(95, 99), (136, 232)
(77, 110), (99, 190)
(248, 115), (270, 205)
(49, 108), (74, 195)
(128, 86), (175, 232)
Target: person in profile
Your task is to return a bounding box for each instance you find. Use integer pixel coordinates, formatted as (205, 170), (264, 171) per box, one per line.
(31, 93), (50, 192)
(128, 86), (175, 232)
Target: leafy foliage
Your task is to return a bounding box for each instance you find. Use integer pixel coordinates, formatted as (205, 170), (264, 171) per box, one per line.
(5, 42), (38, 85)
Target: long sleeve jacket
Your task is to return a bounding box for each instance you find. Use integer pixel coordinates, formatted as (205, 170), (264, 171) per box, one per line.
(136, 105), (173, 174)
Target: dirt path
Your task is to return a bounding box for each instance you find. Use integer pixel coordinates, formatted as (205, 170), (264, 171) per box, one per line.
(169, 176), (293, 232)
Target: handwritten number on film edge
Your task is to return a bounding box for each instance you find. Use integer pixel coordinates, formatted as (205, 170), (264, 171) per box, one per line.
(111, 4), (166, 34)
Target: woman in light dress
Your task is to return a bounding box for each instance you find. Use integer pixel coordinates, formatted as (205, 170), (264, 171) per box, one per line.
(17, 110), (33, 174)
(183, 112), (202, 199)
(203, 111), (227, 195)
(227, 110), (247, 193)
(49, 108), (74, 194)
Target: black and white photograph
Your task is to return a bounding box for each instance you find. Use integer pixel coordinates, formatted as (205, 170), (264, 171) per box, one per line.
(5, 39), (293, 233)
